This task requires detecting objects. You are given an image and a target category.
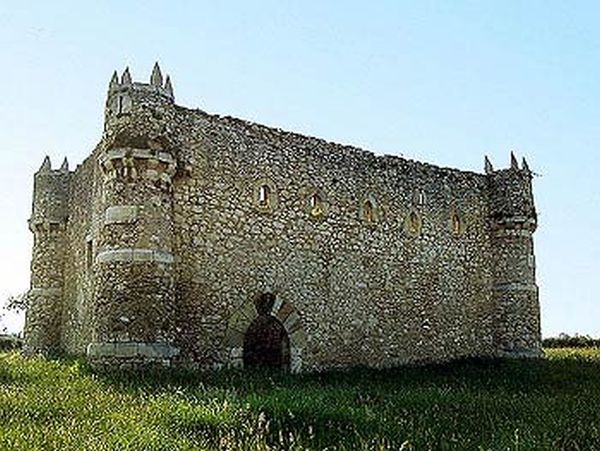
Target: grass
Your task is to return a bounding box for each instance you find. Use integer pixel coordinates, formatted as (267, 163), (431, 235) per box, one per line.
(0, 349), (599, 450)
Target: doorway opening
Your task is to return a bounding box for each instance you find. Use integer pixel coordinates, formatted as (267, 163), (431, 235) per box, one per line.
(243, 315), (290, 370)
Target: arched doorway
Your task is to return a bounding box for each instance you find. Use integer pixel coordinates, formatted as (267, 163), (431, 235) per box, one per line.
(243, 315), (290, 370)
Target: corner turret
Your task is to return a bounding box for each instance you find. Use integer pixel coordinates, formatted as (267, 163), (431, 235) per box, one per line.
(486, 152), (541, 358)
(88, 64), (180, 368)
(24, 155), (72, 354)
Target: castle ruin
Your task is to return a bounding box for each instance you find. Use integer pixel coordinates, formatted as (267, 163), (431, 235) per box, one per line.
(24, 64), (541, 371)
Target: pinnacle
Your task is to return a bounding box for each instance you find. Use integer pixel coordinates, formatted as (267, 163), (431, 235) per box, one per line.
(484, 155), (493, 175)
(164, 75), (174, 97)
(39, 155), (51, 172)
(109, 70), (119, 90)
(510, 151), (519, 170)
(60, 157), (69, 172)
(121, 67), (132, 85)
(150, 62), (163, 87)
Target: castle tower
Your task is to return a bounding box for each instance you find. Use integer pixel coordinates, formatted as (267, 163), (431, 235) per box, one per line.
(487, 153), (541, 357)
(87, 64), (179, 367)
(24, 156), (71, 354)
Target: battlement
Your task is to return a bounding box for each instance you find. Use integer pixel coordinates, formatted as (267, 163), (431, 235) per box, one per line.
(107, 63), (174, 104)
(29, 156), (71, 232)
(485, 152), (537, 232)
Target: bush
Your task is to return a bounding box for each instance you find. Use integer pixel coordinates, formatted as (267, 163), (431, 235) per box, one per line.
(0, 335), (22, 351)
(543, 333), (600, 348)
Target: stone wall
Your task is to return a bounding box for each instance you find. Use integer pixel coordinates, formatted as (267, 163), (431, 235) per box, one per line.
(24, 65), (541, 370)
(171, 111), (498, 370)
(61, 153), (102, 354)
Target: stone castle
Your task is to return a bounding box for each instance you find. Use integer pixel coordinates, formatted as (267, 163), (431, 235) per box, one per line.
(24, 63), (541, 371)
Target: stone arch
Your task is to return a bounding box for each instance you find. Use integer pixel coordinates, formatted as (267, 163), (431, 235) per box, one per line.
(223, 293), (307, 372)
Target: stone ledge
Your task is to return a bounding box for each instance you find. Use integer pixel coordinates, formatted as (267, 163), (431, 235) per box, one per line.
(493, 282), (538, 292)
(105, 205), (139, 224)
(96, 248), (174, 264)
(28, 287), (62, 296)
(100, 148), (175, 166)
(493, 229), (533, 238)
(87, 341), (179, 359)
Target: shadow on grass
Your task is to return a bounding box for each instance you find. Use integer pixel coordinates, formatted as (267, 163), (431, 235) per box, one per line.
(89, 353), (600, 449)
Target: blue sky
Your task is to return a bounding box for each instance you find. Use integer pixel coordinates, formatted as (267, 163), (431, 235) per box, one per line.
(0, 1), (598, 336)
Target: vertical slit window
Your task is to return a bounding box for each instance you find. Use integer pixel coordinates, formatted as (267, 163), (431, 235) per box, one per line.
(258, 185), (270, 207)
(86, 240), (93, 269)
(364, 200), (374, 223)
(309, 193), (323, 217)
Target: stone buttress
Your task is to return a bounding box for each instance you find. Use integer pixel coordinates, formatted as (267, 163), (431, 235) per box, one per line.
(486, 154), (541, 357)
(24, 157), (71, 354)
(86, 64), (180, 367)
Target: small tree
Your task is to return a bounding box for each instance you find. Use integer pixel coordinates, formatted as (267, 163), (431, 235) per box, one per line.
(0, 292), (28, 338)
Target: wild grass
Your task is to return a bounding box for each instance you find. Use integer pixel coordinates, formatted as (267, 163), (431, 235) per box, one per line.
(0, 348), (599, 450)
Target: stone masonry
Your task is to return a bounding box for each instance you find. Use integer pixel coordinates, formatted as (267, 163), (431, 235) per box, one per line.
(24, 64), (541, 371)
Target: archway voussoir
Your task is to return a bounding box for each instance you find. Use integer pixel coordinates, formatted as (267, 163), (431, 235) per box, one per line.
(275, 301), (295, 323)
(270, 297), (283, 316)
(239, 301), (258, 320)
(283, 311), (300, 332)
(289, 329), (307, 348)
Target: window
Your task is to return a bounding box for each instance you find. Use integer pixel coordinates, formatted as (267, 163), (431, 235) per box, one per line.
(309, 193), (323, 217)
(404, 210), (421, 236)
(253, 179), (277, 212)
(452, 213), (461, 236)
(363, 200), (375, 223)
(360, 195), (378, 224)
(258, 185), (270, 207)
(409, 211), (419, 234)
(86, 240), (93, 269)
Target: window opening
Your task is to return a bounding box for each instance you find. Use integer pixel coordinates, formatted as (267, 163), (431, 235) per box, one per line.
(258, 185), (270, 207)
(86, 240), (93, 269)
(452, 214), (461, 236)
(309, 193), (323, 217)
(364, 200), (374, 223)
(409, 212), (420, 234)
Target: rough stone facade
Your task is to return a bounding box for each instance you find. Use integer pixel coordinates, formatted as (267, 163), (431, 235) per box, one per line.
(24, 64), (541, 371)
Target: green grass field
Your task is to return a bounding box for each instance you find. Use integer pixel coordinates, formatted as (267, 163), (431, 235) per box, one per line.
(0, 349), (599, 450)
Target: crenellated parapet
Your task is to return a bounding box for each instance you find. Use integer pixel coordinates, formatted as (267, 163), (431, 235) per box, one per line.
(107, 63), (174, 113)
(28, 156), (71, 231)
(486, 152), (537, 235)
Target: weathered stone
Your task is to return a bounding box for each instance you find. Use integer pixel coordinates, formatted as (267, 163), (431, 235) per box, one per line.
(23, 64), (541, 370)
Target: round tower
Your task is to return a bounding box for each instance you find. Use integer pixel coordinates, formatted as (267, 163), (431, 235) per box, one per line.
(24, 156), (71, 354)
(87, 64), (179, 367)
(487, 153), (541, 357)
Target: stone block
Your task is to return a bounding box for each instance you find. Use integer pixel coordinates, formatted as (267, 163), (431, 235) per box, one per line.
(104, 205), (139, 224)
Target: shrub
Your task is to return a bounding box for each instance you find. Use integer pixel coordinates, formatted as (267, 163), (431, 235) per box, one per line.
(543, 333), (600, 348)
